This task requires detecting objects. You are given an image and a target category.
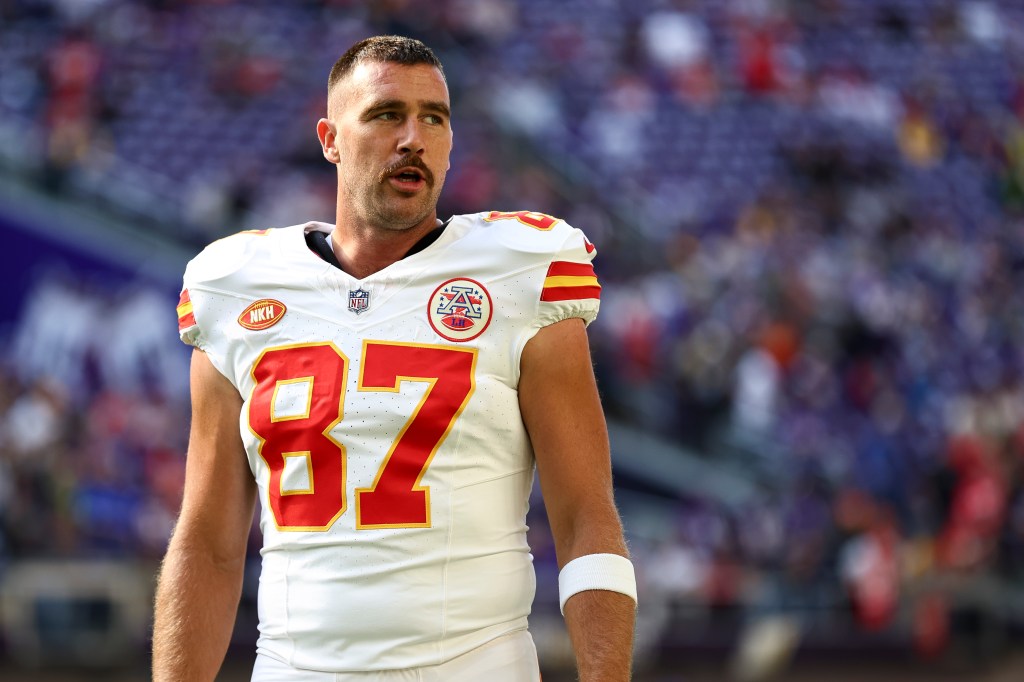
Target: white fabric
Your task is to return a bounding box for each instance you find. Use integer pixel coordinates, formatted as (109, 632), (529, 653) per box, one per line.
(251, 629), (540, 682)
(558, 553), (638, 615)
(179, 213), (600, 671)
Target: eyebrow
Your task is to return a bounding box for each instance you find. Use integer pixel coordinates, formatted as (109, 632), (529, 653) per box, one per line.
(420, 100), (451, 119)
(363, 99), (451, 120)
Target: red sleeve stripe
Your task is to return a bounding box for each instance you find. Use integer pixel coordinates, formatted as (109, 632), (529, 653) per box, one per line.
(178, 310), (197, 331)
(546, 261), (595, 278)
(177, 289), (196, 330)
(541, 261), (601, 302)
(540, 285), (602, 302)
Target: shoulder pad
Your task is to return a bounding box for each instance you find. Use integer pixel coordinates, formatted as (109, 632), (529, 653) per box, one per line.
(471, 210), (590, 255)
(183, 228), (273, 287)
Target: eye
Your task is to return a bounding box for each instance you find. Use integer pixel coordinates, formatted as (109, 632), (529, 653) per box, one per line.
(423, 114), (443, 125)
(375, 111), (399, 121)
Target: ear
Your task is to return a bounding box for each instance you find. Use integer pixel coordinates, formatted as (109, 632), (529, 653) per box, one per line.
(317, 118), (340, 164)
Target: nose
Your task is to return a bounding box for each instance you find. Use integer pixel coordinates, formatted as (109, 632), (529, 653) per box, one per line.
(397, 118), (425, 156)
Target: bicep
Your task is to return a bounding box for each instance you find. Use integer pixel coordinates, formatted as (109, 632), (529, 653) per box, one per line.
(174, 349), (256, 563)
(519, 318), (625, 564)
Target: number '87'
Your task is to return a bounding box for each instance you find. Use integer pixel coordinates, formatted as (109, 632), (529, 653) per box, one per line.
(248, 340), (477, 531)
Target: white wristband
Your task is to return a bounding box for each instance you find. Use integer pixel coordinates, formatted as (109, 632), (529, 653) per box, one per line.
(558, 553), (637, 615)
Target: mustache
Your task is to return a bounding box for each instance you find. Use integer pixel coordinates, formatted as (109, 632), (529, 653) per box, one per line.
(378, 155), (433, 185)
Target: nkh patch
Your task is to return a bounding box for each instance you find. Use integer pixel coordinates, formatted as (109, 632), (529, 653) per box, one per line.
(348, 288), (370, 314)
(238, 299), (286, 330)
(428, 278), (493, 342)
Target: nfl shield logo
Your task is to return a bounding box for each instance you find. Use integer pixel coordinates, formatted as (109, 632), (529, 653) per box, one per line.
(348, 287), (370, 314)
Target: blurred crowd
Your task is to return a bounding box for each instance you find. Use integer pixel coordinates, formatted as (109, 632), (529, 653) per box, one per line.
(0, 276), (189, 563)
(5, 0), (1024, 659)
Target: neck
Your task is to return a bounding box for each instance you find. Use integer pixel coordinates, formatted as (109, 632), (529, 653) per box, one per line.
(330, 213), (439, 280)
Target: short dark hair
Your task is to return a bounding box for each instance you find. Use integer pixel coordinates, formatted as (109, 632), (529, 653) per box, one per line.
(328, 35), (444, 92)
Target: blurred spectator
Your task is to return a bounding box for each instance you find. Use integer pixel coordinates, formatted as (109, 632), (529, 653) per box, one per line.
(816, 66), (900, 130)
(642, 8), (709, 72)
(838, 502), (900, 631)
(898, 98), (945, 167)
(2, 379), (66, 457)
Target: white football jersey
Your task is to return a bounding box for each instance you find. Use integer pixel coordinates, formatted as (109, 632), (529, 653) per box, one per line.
(175, 211), (601, 672)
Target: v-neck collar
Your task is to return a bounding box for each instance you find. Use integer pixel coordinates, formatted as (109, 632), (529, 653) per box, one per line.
(303, 219), (452, 276)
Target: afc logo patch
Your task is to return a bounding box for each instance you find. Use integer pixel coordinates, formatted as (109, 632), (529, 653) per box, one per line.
(427, 278), (493, 342)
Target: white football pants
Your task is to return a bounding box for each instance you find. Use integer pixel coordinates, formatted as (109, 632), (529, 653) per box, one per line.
(250, 629), (541, 682)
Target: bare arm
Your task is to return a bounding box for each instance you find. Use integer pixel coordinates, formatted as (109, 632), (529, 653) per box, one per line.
(519, 318), (636, 681)
(153, 349), (257, 682)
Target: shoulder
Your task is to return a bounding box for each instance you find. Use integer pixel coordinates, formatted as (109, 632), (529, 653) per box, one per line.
(177, 223), (313, 357)
(183, 223), (309, 288)
(452, 211), (602, 326)
(455, 211), (596, 260)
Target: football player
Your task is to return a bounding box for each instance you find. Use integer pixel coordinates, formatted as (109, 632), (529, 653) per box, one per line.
(153, 35), (636, 682)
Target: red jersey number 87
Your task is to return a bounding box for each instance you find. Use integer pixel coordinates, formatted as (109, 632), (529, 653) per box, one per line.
(248, 340), (477, 531)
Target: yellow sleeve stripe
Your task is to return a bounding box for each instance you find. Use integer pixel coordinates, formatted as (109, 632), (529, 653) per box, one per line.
(543, 275), (601, 289)
(176, 301), (194, 318)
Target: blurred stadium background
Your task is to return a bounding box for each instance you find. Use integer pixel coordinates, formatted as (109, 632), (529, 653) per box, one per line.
(4, 0), (1024, 680)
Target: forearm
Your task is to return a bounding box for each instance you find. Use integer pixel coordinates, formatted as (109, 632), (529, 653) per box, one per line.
(152, 537), (246, 682)
(520, 320), (636, 678)
(564, 588), (636, 681)
(557, 524), (636, 680)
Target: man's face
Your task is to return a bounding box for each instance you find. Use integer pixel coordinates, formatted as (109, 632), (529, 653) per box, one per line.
(322, 61), (452, 232)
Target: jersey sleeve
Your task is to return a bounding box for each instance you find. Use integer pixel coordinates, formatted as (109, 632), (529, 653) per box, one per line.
(172, 229), (265, 387)
(176, 267), (223, 369)
(177, 287), (201, 348)
(534, 226), (601, 328)
(175, 235), (241, 353)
